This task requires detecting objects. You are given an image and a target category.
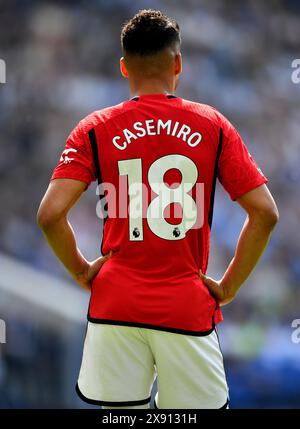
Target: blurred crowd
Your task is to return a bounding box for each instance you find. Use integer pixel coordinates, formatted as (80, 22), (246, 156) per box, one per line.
(0, 0), (300, 408)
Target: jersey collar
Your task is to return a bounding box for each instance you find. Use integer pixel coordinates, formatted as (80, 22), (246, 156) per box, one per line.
(130, 93), (177, 102)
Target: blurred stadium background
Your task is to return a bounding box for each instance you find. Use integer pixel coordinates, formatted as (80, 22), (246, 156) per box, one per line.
(0, 0), (300, 408)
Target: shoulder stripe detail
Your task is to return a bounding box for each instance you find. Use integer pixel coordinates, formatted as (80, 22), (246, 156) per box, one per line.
(88, 128), (102, 185)
(208, 128), (223, 228)
(88, 128), (107, 258)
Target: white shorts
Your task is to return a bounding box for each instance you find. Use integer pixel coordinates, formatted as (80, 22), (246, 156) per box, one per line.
(76, 323), (229, 409)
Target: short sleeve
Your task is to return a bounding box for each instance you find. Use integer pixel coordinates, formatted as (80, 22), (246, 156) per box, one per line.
(217, 114), (268, 201)
(51, 121), (96, 187)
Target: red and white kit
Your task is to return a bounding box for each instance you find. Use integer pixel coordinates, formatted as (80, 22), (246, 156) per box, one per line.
(53, 93), (267, 335)
(52, 94), (267, 408)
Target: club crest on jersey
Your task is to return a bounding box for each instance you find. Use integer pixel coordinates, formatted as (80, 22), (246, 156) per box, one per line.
(60, 148), (77, 164)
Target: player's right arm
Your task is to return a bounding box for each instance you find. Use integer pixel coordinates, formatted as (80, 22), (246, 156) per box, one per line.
(37, 119), (111, 291)
(200, 184), (278, 305)
(37, 179), (111, 292)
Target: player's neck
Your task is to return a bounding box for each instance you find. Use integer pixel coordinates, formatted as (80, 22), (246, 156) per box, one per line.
(129, 79), (175, 98)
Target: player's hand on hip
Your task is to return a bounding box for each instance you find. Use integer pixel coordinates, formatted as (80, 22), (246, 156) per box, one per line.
(199, 270), (235, 306)
(75, 251), (113, 292)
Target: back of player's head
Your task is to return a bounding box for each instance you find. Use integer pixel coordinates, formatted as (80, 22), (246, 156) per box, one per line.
(121, 9), (181, 56)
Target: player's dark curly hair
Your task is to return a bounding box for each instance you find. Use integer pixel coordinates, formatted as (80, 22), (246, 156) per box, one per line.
(121, 9), (181, 56)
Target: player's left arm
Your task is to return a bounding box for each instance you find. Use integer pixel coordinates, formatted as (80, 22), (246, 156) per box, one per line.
(200, 184), (278, 305)
(37, 178), (111, 292)
(200, 113), (278, 305)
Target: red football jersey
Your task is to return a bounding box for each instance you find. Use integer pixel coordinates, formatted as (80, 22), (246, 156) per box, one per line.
(52, 93), (267, 335)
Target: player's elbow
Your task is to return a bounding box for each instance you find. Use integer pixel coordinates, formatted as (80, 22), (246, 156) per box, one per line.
(267, 206), (279, 229)
(36, 203), (63, 230)
(36, 206), (52, 230)
(251, 204), (279, 231)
